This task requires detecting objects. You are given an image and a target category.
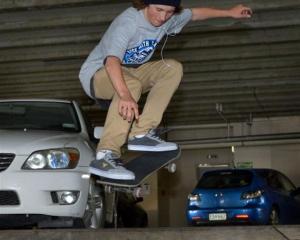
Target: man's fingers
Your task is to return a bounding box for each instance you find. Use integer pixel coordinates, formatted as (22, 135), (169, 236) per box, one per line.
(127, 109), (133, 122)
(118, 99), (139, 122)
(122, 107), (128, 120)
(133, 106), (139, 120)
(120, 105), (134, 122)
(118, 103), (123, 116)
(240, 5), (252, 17)
(242, 8), (252, 16)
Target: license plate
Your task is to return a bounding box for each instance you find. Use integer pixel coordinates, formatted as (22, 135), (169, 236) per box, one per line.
(209, 213), (227, 221)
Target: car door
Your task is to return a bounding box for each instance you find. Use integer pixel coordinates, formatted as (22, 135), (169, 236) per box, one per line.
(276, 172), (300, 223)
(267, 171), (298, 224)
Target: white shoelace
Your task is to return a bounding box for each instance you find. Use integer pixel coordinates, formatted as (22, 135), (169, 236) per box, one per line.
(105, 156), (123, 167)
(148, 130), (165, 143)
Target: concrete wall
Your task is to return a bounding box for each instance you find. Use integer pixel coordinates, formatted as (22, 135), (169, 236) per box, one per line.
(272, 144), (300, 186)
(2, 1), (300, 126)
(233, 144), (300, 186)
(234, 146), (272, 169)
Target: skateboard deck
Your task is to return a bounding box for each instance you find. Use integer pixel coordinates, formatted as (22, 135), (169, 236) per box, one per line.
(97, 148), (181, 188)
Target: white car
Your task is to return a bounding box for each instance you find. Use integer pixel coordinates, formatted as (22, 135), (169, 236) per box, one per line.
(0, 99), (105, 228)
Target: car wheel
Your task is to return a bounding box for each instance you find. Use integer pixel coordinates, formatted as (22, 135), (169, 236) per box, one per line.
(81, 177), (106, 229)
(269, 207), (279, 225)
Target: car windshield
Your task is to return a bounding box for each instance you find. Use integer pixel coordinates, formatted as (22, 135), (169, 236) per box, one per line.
(0, 101), (80, 132)
(197, 170), (253, 189)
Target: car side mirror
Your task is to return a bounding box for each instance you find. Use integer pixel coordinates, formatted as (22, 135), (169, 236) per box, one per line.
(291, 187), (300, 197)
(93, 126), (104, 139)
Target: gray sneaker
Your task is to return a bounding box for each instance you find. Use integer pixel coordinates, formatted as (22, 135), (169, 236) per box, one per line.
(89, 150), (135, 180)
(128, 129), (178, 152)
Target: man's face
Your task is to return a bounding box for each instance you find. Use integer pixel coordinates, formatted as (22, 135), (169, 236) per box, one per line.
(144, 4), (175, 27)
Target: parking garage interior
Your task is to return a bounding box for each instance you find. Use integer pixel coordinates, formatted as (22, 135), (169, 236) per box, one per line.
(0, 0), (300, 239)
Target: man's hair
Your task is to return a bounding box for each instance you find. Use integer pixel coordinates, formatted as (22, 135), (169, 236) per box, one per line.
(132, 0), (182, 13)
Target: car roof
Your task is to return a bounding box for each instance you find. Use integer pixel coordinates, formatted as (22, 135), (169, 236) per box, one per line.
(0, 98), (72, 104)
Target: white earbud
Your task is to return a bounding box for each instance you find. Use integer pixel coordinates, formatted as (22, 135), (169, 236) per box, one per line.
(161, 19), (178, 69)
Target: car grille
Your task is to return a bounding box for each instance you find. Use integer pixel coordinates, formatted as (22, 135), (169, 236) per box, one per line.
(0, 191), (20, 205)
(0, 153), (15, 172)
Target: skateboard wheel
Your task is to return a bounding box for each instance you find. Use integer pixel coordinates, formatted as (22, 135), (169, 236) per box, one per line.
(166, 163), (176, 173)
(133, 187), (143, 198)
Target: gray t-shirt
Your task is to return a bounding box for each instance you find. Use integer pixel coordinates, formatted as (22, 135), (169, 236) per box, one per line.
(79, 7), (192, 98)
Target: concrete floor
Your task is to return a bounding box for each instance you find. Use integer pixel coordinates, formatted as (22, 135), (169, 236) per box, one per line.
(0, 226), (299, 240)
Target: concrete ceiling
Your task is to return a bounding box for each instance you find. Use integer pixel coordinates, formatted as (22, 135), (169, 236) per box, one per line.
(0, 0), (300, 127)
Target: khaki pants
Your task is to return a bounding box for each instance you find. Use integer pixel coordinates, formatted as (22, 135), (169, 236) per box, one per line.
(93, 59), (183, 155)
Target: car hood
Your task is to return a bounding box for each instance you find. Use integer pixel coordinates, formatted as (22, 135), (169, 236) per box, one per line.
(0, 129), (81, 155)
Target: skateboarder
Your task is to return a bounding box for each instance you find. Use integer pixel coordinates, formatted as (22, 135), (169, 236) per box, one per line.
(79, 0), (252, 180)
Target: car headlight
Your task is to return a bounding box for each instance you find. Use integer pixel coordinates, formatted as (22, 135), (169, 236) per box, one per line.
(241, 190), (264, 199)
(22, 148), (79, 170)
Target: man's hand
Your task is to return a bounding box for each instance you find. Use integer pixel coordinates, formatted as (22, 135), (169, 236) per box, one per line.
(118, 94), (139, 123)
(229, 4), (252, 19)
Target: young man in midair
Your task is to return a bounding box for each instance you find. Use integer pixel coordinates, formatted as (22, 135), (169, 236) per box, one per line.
(79, 0), (252, 180)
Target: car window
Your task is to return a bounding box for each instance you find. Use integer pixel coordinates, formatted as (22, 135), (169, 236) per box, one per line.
(266, 171), (296, 192)
(0, 101), (80, 132)
(78, 105), (97, 142)
(266, 172), (282, 190)
(196, 170), (253, 189)
(277, 172), (296, 192)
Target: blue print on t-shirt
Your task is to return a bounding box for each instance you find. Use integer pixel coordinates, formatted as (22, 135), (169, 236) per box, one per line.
(123, 39), (158, 64)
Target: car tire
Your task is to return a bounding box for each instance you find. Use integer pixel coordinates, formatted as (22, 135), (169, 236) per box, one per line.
(269, 207), (279, 225)
(78, 177), (106, 229)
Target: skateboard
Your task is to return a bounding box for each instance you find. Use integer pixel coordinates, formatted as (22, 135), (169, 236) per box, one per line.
(97, 148), (181, 189)
(95, 148), (180, 227)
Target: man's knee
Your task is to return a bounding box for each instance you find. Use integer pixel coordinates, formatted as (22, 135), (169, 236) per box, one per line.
(163, 59), (183, 77)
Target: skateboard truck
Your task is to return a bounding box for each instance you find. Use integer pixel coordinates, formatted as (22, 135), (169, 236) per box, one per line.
(102, 182), (151, 198)
(100, 183), (151, 228)
(133, 184), (151, 198)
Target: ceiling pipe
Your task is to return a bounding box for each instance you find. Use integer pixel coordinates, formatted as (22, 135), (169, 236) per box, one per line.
(178, 132), (300, 149)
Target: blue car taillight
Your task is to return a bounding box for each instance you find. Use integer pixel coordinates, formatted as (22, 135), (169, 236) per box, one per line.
(241, 189), (264, 199)
(188, 194), (201, 206)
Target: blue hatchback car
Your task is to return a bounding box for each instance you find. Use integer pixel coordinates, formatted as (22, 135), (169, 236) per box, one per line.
(186, 168), (300, 225)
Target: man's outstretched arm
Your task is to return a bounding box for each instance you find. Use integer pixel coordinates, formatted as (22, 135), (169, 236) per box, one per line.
(191, 4), (252, 21)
